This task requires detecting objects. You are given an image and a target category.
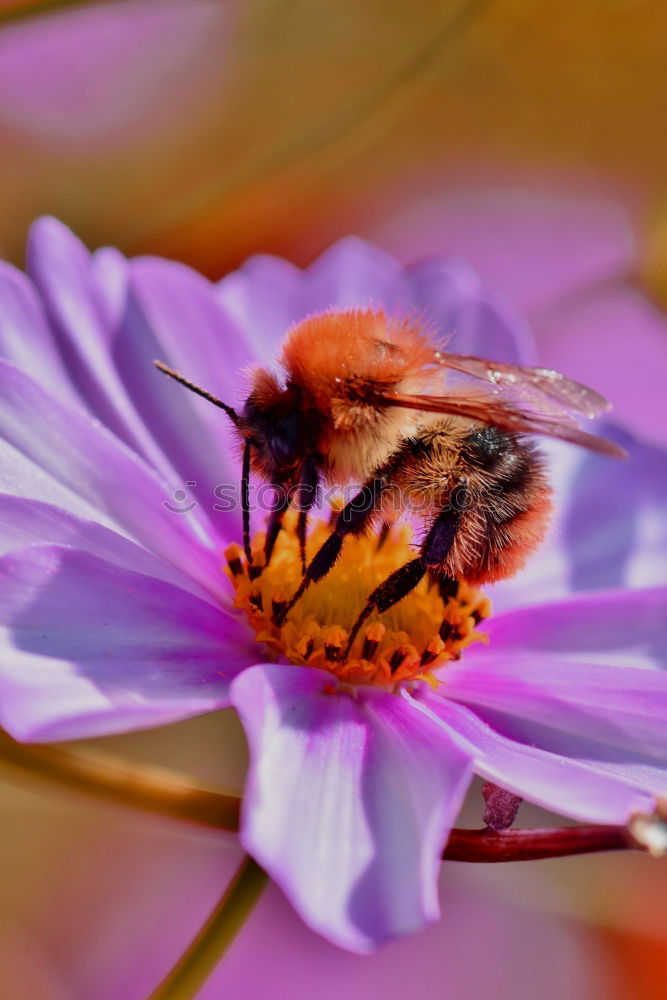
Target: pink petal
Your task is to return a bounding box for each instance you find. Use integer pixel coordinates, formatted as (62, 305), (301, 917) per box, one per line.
(128, 253), (253, 490)
(0, 260), (75, 404)
(27, 219), (247, 538)
(491, 432), (667, 612)
(27, 217), (172, 469)
(231, 664), (472, 952)
(216, 236), (535, 366)
(445, 588), (667, 793)
(0, 544), (254, 741)
(303, 237), (409, 312)
(217, 253), (306, 356)
(0, 493), (213, 604)
(0, 359), (224, 598)
(406, 256), (535, 363)
(408, 691), (656, 823)
(90, 246), (130, 330)
(439, 588), (667, 792)
(478, 586), (667, 672)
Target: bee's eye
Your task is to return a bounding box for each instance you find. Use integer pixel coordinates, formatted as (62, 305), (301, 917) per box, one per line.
(270, 433), (294, 465)
(269, 413), (299, 465)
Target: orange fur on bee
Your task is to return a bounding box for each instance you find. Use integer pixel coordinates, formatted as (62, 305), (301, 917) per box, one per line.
(276, 309), (439, 480)
(282, 309), (436, 406)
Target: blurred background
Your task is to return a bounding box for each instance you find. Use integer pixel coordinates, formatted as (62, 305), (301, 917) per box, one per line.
(0, 1), (666, 997)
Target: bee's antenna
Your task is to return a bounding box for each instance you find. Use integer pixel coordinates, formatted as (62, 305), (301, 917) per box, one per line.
(154, 361), (240, 426)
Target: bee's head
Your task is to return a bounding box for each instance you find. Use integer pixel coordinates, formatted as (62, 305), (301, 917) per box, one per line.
(240, 368), (312, 483)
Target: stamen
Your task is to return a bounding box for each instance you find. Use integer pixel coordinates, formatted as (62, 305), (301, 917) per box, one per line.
(225, 511), (490, 691)
(248, 561), (264, 582)
(439, 620), (454, 642)
(294, 630), (317, 661)
(248, 589), (263, 613)
(388, 643), (420, 681)
(224, 543), (245, 579)
(323, 625), (348, 662)
(361, 623), (386, 660)
(420, 636), (446, 667)
(271, 590), (289, 622)
(389, 644), (410, 673)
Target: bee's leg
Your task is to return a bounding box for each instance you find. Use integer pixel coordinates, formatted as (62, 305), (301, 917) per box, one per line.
(264, 462), (319, 569)
(343, 484), (466, 660)
(295, 460), (320, 573)
(343, 557), (428, 658)
(296, 511), (308, 573)
(241, 440), (253, 565)
(263, 486), (291, 567)
(272, 475), (387, 625)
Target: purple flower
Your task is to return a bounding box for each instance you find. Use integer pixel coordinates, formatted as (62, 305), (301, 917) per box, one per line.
(0, 218), (666, 952)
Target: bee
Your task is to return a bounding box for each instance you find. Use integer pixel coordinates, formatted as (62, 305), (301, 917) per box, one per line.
(155, 308), (624, 656)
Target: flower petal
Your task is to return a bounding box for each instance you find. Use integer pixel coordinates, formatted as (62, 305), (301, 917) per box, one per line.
(445, 588), (667, 792)
(0, 545), (254, 741)
(216, 237), (408, 359)
(0, 493), (213, 603)
(26, 217), (174, 468)
(303, 237), (409, 312)
(0, 260), (75, 404)
(127, 253), (253, 494)
(0, 359), (224, 596)
(217, 236), (535, 367)
(444, 598), (667, 764)
(479, 586), (667, 671)
(90, 246), (130, 331)
(217, 253), (306, 356)
(26, 218), (250, 537)
(445, 656), (667, 760)
(408, 691), (656, 823)
(406, 256), (536, 363)
(231, 664), (472, 952)
(491, 428), (667, 611)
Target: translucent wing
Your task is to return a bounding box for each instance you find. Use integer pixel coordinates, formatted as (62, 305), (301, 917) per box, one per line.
(381, 390), (627, 458)
(433, 350), (610, 419)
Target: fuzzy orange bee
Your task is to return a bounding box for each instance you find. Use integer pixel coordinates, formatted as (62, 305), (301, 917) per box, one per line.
(156, 308), (624, 656)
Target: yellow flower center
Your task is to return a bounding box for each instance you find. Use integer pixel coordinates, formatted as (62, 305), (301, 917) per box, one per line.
(224, 510), (491, 690)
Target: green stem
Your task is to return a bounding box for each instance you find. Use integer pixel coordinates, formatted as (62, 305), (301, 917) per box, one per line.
(148, 855), (267, 1000)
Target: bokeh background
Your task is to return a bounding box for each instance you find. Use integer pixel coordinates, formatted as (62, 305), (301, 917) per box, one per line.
(0, 1), (666, 997)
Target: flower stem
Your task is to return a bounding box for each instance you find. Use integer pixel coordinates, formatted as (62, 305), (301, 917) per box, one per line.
(444, 825), (630, 862)
(0, 729), (644, 862)
(0, 728), (240, 832)
(148, 855), (267, 1000)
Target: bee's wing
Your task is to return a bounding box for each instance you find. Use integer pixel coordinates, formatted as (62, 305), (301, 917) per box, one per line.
(381, 390), (627, 458)
(433, 351), (611, 419)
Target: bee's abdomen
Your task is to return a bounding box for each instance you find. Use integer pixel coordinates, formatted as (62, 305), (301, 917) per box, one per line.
(453, 427), (553, 584)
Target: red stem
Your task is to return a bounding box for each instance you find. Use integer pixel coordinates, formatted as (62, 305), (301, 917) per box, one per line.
(443, 825), (631, 863)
